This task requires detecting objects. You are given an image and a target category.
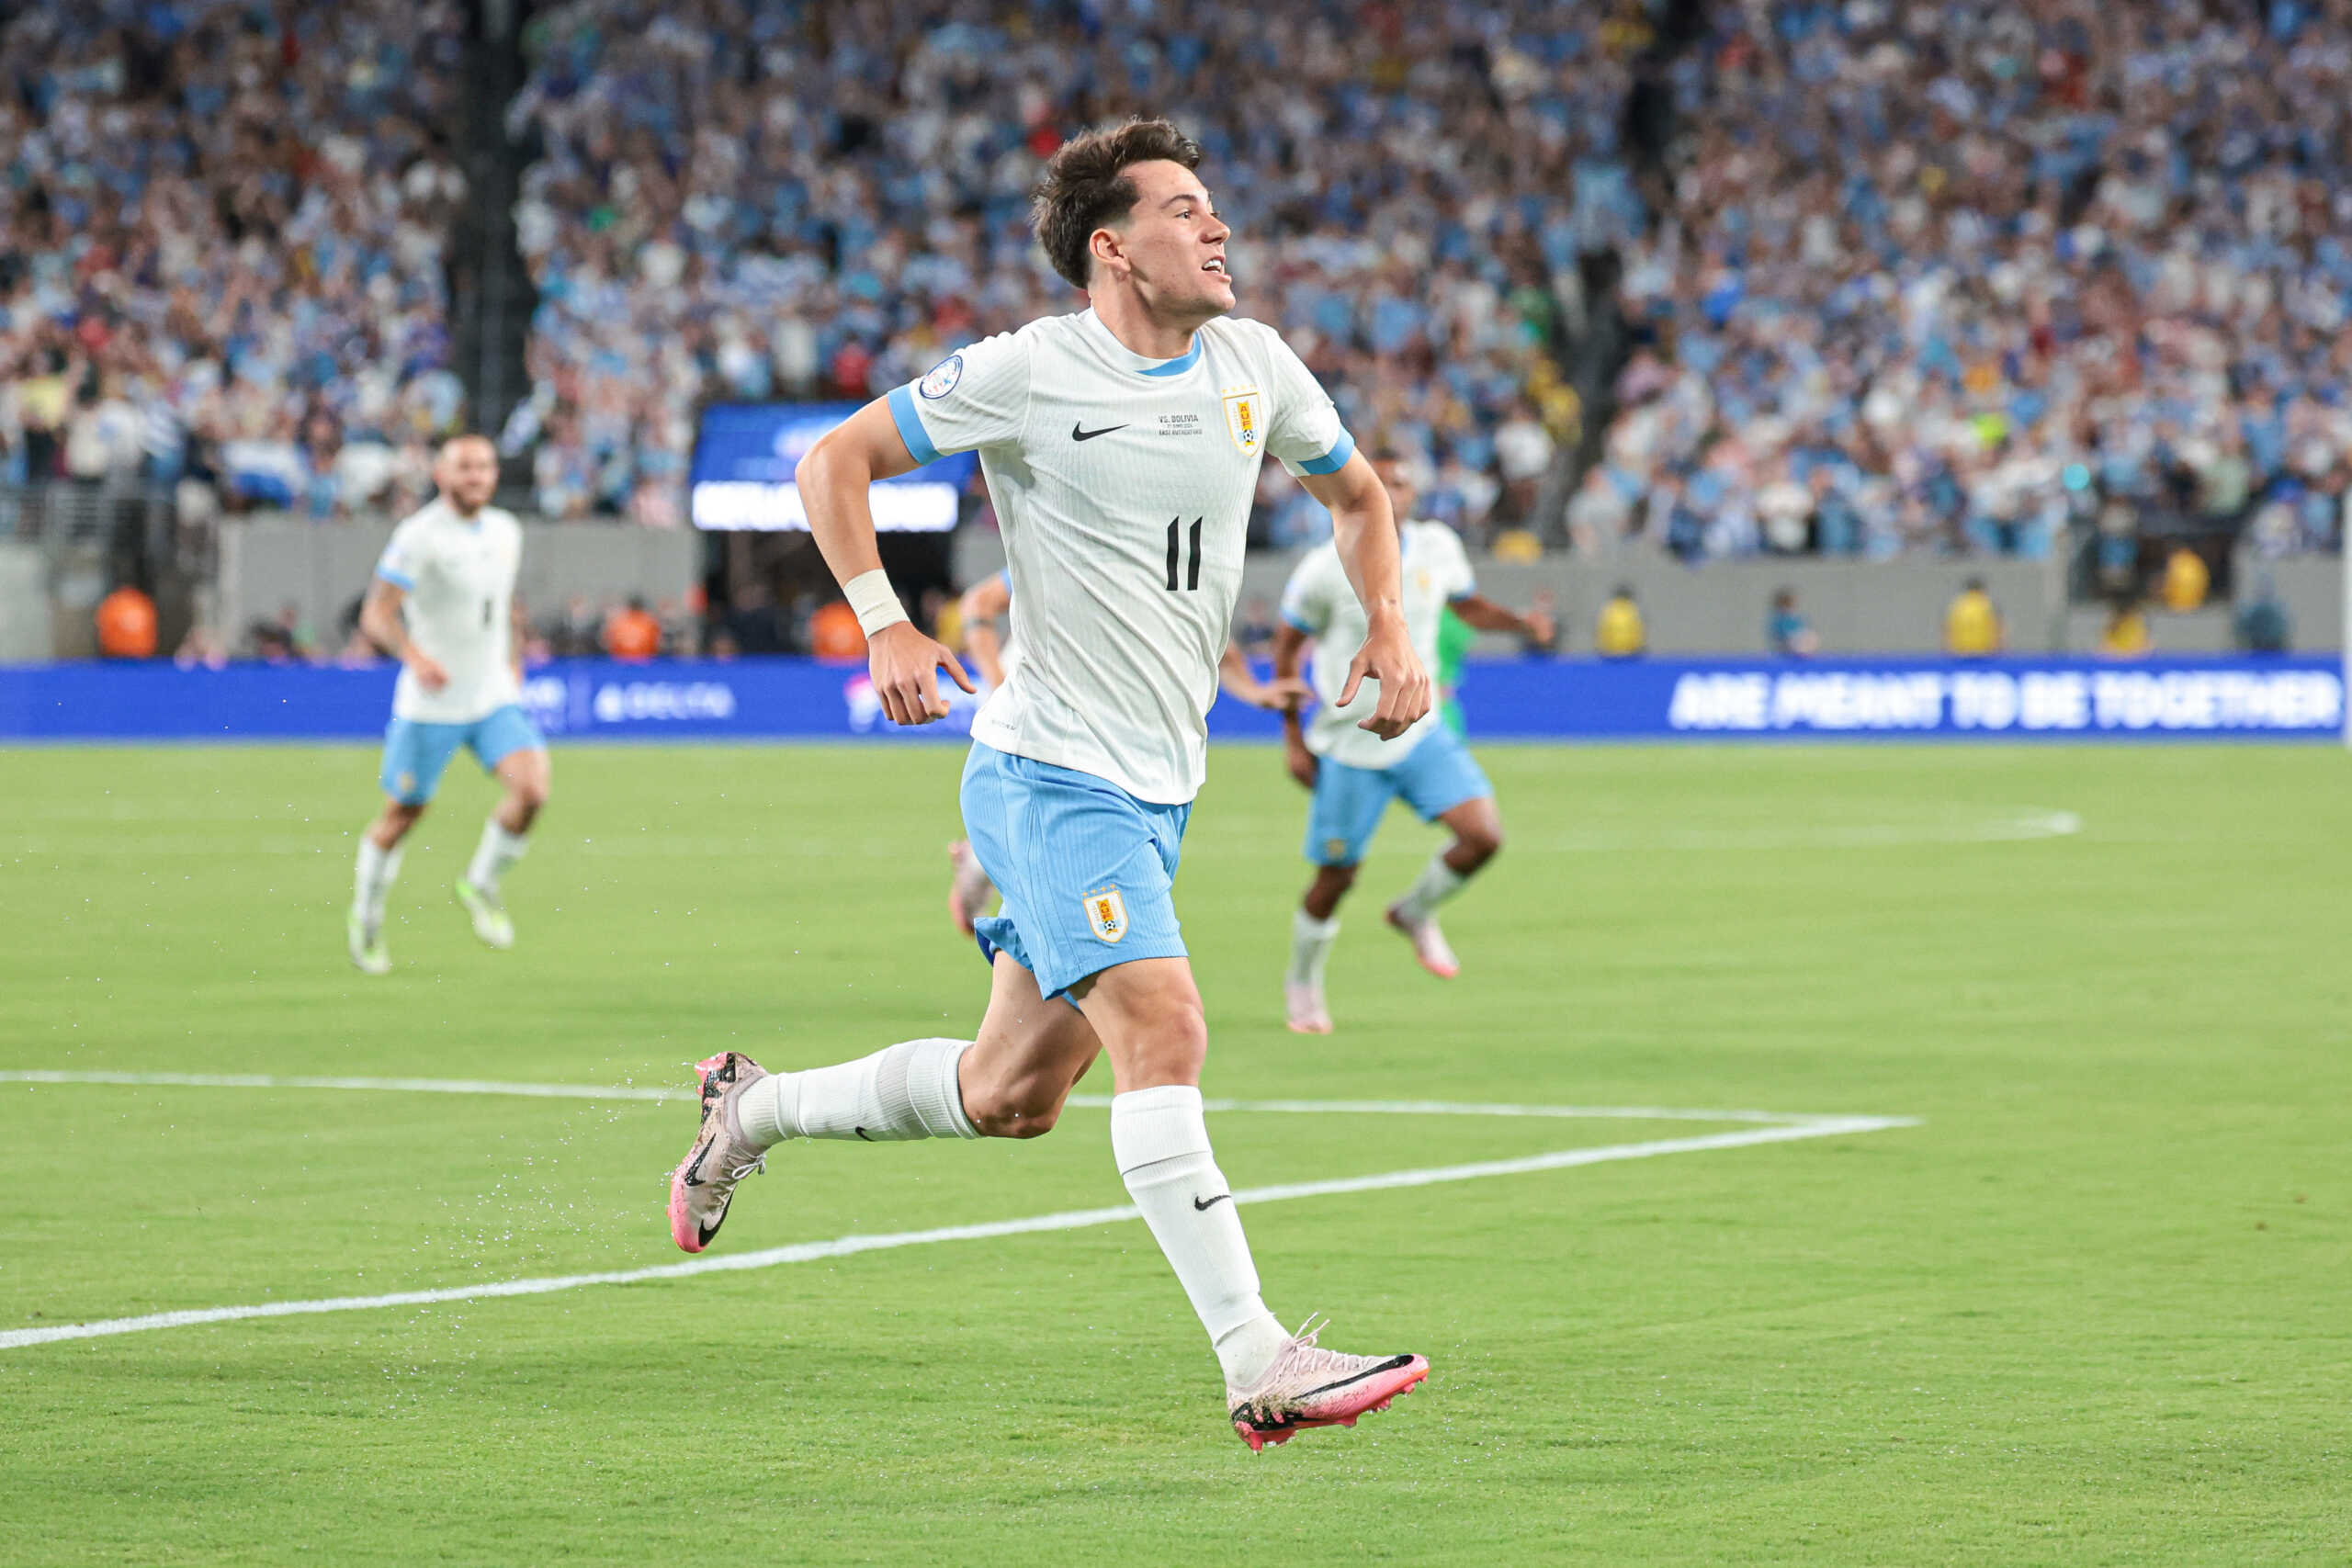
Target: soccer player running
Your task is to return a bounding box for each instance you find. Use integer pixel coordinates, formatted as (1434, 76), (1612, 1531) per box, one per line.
(346, 435), (550, 975)
(669, 118), (1431, 1450)
(1273, 454), (1553, 1034)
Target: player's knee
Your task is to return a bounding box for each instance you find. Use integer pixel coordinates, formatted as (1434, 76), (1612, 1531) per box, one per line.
(1318, 862), (1360, 893)
(513, 770), (551, 812)
(1458, 820), (1502, 865)
(376, 802), (424, 844)
(964, 1079), (1064, 1139)
(1131, 998), (1208, 1084)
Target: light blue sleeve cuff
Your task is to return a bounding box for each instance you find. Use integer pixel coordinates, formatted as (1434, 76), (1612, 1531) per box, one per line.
(1295, 426), (1356, 476)
(375, 567), (415, 590)
(1280, 609), (1319, 634)
(887, 384), (944, 468)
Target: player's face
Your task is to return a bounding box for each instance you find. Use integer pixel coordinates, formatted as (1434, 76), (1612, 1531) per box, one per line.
(1105, 160), (1235, 320)
(435, 437), (499, 513)
(1376, 460), (1419, 522)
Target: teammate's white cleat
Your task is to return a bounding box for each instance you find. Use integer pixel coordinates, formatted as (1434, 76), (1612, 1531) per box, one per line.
(1385, 904), (1459, 979)
(455, 877), (514, 950)
(346, 911), (391, 976)
(1284, 980), (1332, 1035)
(1227, 1314), (1430, 1451)
(667, 1051), (770, 1253)
(946, 839), (994, 936)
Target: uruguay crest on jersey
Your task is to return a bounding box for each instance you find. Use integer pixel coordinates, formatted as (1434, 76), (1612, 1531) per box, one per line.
(1083, 886), (1129, 943)
(1222, 386), (1263, 453)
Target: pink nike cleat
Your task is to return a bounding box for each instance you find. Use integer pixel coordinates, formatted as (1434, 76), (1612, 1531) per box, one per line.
(946, 840), (995, 937)
(1284, 980), (1332, 1035)
(1227, 1315), (1430, 1451)
(667, 1051), (769, 1253)
(1385, 904), (1460, 979)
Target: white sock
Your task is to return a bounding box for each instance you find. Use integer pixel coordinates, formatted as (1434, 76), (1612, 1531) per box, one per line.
(734, 1038), (978, 1148)
(1285, 908), (1340, 990)
(468, 818), (528, 896)
(1112, 1085), (1290, 1387)
(354, 838), (403, 931)
(1391, 852), (1469, 923)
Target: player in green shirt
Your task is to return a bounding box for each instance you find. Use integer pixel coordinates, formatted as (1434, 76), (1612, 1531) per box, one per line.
(1435, 603), (1475, 736)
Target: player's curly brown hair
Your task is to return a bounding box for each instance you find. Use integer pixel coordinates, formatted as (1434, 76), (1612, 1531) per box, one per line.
(1031, 117), (1204, 290)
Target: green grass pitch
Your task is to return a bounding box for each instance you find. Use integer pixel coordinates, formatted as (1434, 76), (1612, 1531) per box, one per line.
(1, 739), (2346, 1565)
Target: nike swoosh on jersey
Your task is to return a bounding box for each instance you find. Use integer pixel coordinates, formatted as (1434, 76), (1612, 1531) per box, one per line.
(1071, 422), (1128, 442)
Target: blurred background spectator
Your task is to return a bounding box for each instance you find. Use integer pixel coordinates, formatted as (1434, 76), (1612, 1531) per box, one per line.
(1595, 582), (1645, 657)
(1944, 577), (2004, 656)
(1766, 584), (1816, 657)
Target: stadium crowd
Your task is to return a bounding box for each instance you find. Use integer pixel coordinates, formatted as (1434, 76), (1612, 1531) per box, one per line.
(499, 0), (1645, 536)
(0, 0), (469, 517)
(1593, 0), (2352, 564)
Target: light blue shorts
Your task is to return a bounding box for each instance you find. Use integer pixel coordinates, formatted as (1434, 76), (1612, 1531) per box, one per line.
(1305, 723), (1492, 866)
(379, 705), (546, 806)
(959, 742), (1191, 1003)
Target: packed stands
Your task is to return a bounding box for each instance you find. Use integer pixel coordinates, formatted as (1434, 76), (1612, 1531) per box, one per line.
(0, 0), (469, 517)
(1599, 0), (2352, 564)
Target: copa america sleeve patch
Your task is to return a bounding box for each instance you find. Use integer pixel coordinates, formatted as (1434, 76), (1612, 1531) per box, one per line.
(919, 355), (964, 400)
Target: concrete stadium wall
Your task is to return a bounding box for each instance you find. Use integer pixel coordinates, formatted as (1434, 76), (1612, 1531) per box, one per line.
(0, 541), (46, 662)
(2231, 551), (2342, 652)
(959, 528), (2068, 655)
(216, 517), (698, 642)
(200, 519), (2339, 660)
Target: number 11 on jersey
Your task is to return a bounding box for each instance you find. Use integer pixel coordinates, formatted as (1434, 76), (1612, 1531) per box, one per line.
(1165, 516), (1204, 592)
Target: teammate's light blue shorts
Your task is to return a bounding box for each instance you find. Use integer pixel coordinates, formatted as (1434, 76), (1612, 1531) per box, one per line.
(379, 705), (546, 806)
(959, 742), (1191, 1003)
(1306, 723), (1492, 867)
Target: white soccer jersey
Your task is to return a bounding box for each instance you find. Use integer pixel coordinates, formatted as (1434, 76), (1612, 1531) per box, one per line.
(890, 309), (1353, 804)
(373, 498), (526, 724)
(1280, 519), (1476, 771)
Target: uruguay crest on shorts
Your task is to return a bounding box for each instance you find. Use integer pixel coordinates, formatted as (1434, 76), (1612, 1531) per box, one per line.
(1222, 386), (1263, 454)
(1082, 886), (1129, 943)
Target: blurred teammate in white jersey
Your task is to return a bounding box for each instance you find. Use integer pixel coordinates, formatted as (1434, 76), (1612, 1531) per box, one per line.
(345, 435), (550, 974)
(667, 118), (1432, 1450)
(1273, 454), (1553, 1032)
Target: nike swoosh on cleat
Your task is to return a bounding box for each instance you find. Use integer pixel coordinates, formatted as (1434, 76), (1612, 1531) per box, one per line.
(1071, 422), (1127, 442)
(1301, 1356), (1419, 1397)
(681, 1140), (713, 1188)
(1193, 1192), (1233, 1211)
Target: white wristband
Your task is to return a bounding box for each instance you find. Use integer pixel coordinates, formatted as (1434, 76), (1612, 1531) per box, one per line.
(842, 570), (910, 637)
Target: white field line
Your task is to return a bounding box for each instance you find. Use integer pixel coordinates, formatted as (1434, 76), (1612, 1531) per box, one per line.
(0, 1071), (1844, 1128)
(0, 1113), (1916, 1351)
(0, 808), (2080, 860)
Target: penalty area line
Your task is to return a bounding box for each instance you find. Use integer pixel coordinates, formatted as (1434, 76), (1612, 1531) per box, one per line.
(0, 1114), (1915, 1351)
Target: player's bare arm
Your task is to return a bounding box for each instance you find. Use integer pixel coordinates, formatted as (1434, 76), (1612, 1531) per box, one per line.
(1271, 621), (1319, 789)
(358, 577), (447, 691)
(958, 572), (1012, 688)
(1299, 453), (1429, 739)
(799, 399), (976, 727)
(1452, 592), (1556, 648)
(1216, 642), (1307, 712)
(510, 594), (530, 685)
